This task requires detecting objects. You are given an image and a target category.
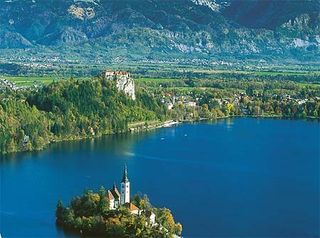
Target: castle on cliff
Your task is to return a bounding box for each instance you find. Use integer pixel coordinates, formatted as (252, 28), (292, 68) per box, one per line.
(104, 71), (136, 100)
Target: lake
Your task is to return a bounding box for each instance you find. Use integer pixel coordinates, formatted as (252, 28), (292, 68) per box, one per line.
(1, 118), (319, 238)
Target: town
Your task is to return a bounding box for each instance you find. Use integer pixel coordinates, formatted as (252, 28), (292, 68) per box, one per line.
(1, 69), (319, 121)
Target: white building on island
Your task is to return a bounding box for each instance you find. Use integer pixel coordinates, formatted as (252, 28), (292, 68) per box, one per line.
(104, 165), (164, 227)
(105, 165), (156, 224)
(121, 165), (130, 205)
(104, 166), (138, 210)
(106, 183), (120, 210)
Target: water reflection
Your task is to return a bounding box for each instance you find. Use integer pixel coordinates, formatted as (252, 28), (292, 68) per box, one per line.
(1, 131), (154, 165)
(225, 118), (234, 131)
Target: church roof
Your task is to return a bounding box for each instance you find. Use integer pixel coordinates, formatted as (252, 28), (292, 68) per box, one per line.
(124, 202), (139, 211)
(110, 184), (120, 199)
(106, 190), (114, 200)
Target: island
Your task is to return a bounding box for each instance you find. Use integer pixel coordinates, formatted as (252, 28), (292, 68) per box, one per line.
(56, 166), (182, 238)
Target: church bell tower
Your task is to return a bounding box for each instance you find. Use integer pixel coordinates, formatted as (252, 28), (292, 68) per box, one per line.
(121, 165), (130, 204)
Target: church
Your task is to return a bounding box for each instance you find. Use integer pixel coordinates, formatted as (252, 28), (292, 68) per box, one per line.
(105, 165), (156, 224)
(106, 165), (140, 214)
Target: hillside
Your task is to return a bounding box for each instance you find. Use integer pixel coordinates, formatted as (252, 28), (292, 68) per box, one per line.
(0, 76), (167, 154)
(0, 0), (319, 64)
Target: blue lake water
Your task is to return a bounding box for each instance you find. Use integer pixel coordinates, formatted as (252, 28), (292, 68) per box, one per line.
(1, 118), (319, 238)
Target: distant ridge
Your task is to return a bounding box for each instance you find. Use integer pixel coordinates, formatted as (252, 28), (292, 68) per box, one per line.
(0, 0), (319, 62)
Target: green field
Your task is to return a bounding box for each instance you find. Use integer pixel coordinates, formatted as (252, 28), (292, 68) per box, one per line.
(183, 69), (320, 76)
(2, 68), (320, 88)
(2, 76), (91, 87)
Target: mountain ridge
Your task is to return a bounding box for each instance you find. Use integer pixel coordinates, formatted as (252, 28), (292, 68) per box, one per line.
(0, 0), (319, 62)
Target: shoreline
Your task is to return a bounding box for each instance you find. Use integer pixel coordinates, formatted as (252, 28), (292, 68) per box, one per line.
(1, 116), (318, 157)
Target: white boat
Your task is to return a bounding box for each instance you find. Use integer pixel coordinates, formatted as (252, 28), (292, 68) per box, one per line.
(162, 120), (179, 128)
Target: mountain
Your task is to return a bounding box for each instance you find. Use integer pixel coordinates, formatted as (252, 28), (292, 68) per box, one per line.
(222, 0), (319, 30)
(0, 30), (32, 48)
(0, 0), (319, 62)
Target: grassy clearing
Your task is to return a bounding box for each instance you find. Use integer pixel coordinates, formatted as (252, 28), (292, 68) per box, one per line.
(4, 76), (56, 86)
(2, 68), (319, 88)
(297, 82), (320, 87)
(136, 77), (177, 83)
(1, 76), (91, 87)
(182, 68), (320, 76)
(136, 77), (176, 81)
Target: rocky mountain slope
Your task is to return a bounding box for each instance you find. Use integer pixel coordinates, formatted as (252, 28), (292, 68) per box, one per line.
(0, 0), (319, 61)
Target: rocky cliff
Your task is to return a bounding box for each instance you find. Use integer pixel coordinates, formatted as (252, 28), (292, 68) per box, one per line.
(105, 71), (136, 100)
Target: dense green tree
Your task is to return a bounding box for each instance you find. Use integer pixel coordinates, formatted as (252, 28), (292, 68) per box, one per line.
(0, 77), (168, 154)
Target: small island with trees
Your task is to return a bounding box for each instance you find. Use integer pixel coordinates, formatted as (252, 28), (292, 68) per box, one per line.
(56, 166), (182, 238)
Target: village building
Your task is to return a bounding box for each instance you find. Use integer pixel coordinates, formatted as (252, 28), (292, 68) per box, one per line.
(184, 101), (197, 107)
(124, 202), (140, 215)
(166, 102), (174, 110)
(145, 210), (156, 224)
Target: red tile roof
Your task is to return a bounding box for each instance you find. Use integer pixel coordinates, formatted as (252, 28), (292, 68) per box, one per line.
(124, 202), (139, 211)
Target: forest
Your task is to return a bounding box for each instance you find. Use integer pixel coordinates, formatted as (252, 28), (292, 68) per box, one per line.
(0, 77), (167, 154)
(1, 74), (319, 155)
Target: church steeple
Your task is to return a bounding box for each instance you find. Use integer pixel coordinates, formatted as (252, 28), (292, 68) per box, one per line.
(122, 164), (129, 183)
(120, 165), (130, 205)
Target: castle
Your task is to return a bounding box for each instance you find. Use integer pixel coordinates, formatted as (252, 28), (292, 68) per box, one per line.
(104, 71), (136, 100)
